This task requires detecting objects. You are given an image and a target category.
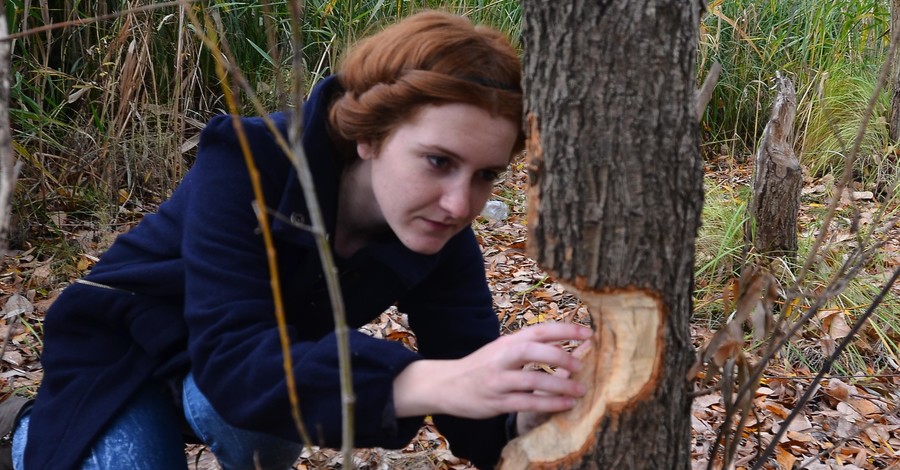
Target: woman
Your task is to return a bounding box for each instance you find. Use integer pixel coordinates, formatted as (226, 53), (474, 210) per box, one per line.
(3, 11), (589, 470)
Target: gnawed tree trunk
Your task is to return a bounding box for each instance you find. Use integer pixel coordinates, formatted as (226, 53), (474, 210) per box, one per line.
(499, 2), (704, 468)
(748, 75), (800, 259)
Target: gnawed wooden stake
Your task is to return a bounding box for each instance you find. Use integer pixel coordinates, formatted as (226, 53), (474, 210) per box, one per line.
(748, 73), (801, 259)
(499, 290), (665, 469)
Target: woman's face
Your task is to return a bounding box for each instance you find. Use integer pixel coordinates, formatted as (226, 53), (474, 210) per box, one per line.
(356, 103), (518, 255)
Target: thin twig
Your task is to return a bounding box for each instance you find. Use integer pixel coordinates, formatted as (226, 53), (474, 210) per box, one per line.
(706, 234), (873, 467)
(285, 3), (356, 466)
(185, 0), (357, 460)
(750, 266), (900, 469)
(696, 62), (723, 120)
(795, 22), (900, 287)
(181, 2), (314, 447)
(708, 27), (900, 464)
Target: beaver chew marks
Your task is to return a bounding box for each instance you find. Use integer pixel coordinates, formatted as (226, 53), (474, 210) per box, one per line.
(499, 289), (664, 469)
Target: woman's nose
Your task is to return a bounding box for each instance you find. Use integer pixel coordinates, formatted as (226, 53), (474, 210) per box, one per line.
(439, 181), (471, 219)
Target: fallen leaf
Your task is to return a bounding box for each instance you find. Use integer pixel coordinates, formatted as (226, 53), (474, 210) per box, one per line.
(848, 398), (882, 418)
(786, 430), (814, 443)
(824, 378), (853, 401)
(1, 350), (22, 366)
(765, 401), (791, 419)
(776, 445), (797, 469)
(788, 413), (813, 432)
(2, 294), (34, 320)
(694, 394), (721, 409)
(829, 312), (852, 339)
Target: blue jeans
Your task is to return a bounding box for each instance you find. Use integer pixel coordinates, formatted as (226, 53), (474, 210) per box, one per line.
(12, 374), (303, 469)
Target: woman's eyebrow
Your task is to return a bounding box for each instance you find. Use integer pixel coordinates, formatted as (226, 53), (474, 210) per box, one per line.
(420, 143), (462, 159)
(420, 144), (510, 171)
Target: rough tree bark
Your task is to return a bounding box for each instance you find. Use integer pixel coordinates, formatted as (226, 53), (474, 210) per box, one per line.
(748, 75), (800, 259)
(499, 1), (704, 468)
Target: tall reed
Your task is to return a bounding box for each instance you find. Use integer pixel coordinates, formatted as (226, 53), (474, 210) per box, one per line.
(699, 0), (891, 178)
(6, 0), (521, 243)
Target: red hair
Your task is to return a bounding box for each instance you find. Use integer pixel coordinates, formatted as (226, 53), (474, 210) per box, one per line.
(328, 11), (524, 161)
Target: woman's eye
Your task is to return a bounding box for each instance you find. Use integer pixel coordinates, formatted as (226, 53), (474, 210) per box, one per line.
(427, 155), (450, 169)
(479, 170), (502, 182)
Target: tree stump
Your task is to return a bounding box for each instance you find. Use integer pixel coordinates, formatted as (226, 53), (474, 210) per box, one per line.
(749, 75), (801, 260)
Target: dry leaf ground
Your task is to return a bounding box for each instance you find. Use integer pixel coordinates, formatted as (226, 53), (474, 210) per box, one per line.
(2, 157), (899, 469)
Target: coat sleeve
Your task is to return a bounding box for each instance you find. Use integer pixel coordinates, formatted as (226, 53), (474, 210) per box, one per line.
(400, 229), (510, 469)
(181, 114), (424, 449)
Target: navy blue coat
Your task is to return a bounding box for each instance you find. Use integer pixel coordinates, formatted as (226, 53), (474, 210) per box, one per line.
(25, 76), (509, 469)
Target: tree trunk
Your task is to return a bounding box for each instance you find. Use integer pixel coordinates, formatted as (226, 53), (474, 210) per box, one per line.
(499, 2), (704, 469)
(748, 75), (800, 259)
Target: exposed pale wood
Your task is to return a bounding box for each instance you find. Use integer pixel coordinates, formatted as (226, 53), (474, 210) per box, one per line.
(749, 75), (801, 259)
(499, 291), (664, 469)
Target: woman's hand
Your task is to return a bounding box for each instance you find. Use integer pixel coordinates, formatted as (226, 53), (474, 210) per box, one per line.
(514, 339), (593, 435)
(393, 322), (591, 420)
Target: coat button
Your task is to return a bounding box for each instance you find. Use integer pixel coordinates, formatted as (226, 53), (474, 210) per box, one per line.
(290, 212), (306, 225)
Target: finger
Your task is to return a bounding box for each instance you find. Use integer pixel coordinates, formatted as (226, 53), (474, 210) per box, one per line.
(513, 322), (592, 344)
(553, 366), (572, 380)
(554, 340), (594, 379)
(506, 370), (586, 398)
(570, 339), (593, 359)
(503, 341), (583, 372)
(501, 391), (580, 414)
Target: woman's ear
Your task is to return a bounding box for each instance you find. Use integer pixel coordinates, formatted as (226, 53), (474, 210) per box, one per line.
(357, 140), (376, 161)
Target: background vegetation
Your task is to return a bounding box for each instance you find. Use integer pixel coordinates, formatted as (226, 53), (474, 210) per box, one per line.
(3, 0), (900, 443)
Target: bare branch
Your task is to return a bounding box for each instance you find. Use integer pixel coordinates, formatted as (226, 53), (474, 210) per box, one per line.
(181, 2), (315, 447)
(695, 62), (722, 120)
(284, 2), (357, 464)
(751, 266), (900, 470)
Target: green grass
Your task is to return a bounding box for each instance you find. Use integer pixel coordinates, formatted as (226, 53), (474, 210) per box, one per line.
(699, 0), (892, 182)
(692, 0), (900, 374)
(694, 180), (750, 323)
(7, 1), (524, 224)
